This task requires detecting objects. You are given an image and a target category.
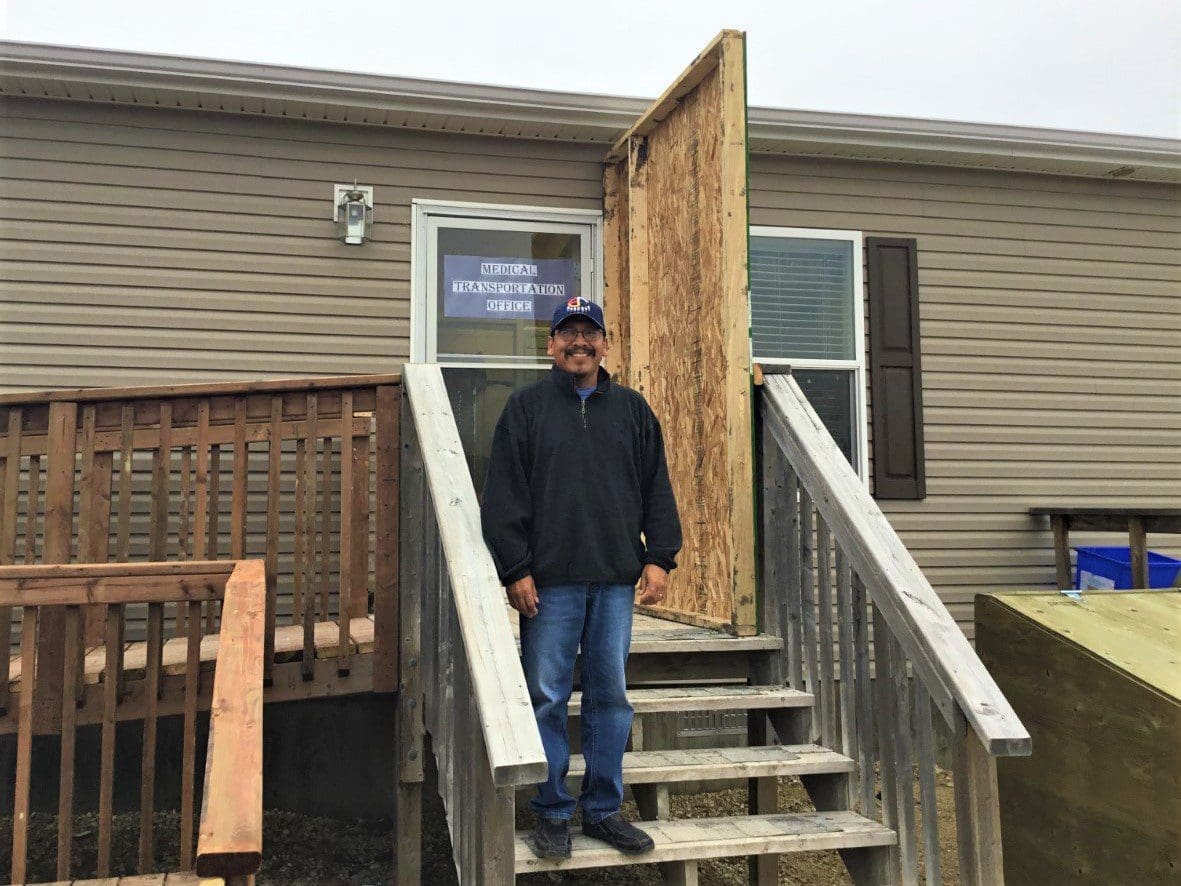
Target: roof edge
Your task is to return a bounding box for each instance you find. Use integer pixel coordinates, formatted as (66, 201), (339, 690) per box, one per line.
(2, 40), (1178, 181)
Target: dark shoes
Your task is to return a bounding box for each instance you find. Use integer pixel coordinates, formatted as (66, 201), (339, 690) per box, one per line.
(531, 817), (572, 859)
(582, 813), (655, 854)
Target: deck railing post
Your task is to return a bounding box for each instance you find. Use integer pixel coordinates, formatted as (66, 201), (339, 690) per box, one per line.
(395, 388), (425, 886)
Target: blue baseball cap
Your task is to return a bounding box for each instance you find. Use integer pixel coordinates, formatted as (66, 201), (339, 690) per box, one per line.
(551, 296), (606, 334)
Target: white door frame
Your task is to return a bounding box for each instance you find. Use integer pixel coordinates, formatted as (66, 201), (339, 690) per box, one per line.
(410, 199), (604, 365)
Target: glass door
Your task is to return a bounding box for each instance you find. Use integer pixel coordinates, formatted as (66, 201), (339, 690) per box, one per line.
(412, 202), (601, 490)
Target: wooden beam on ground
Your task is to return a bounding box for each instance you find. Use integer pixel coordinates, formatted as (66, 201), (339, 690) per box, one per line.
(196, 559), (265, 880)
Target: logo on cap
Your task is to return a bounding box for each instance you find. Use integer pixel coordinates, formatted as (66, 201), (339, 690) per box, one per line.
(566, 297), (589, 312)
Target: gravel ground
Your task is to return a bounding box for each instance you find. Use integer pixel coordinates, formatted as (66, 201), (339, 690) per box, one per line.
(6, 770), (959, 884)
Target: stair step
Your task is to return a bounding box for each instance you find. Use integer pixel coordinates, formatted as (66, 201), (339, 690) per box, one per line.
(514, 810), (895, 873)
(567, 744), (853, 784)
(568, 684), (811, 716)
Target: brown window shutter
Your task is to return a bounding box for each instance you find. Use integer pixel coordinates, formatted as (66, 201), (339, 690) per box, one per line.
(867, 237), (926, 499)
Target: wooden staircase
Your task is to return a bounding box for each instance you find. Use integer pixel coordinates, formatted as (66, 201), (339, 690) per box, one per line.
(398, 363), (1030, 886)
(509, 630), (896, 882)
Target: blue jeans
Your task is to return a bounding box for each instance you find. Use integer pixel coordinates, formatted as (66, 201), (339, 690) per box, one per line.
(519, 582), (634, 823)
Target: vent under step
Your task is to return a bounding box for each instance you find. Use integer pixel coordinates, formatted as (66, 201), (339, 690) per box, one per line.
(514, 810), (895, 873)
(567, 684), (811, 716)
(566, 743), (853, 785)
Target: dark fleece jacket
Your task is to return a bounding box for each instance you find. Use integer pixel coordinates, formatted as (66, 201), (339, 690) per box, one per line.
(480, 365), (682, 588)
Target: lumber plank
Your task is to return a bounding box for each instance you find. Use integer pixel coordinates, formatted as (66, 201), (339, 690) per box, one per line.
(0, 572), (227, 607)
(348, 430), (369, 620)
(23, 453), (39, 564)
(196, 560), (265, 879)
(192, 399), (210, 562)
(231, 399), (247, 561)
(913, 688), (942, 886)
(568, 685), (810, 716)
(317, 435), (332, 622)
(0, 407), (21, 715)
(951, 709), (1004, 886)
(872, 605), (902, 876)
(150, 400), (172, 562)
(567, 744), (852, 784)
(293, 437), (306, 625)
(116, 404), (134, 562)
(265, 396), (281, 683)
(301, 395), (317, 680)
(817, 518), (837, 748)
(0, 371), (401, 407)
(515, 810), (894, 873)
(337, 390), (353, 674)
(372, 384), (399, 693)
(1050, 514), (1072, 590)
(39, 400), (78, 732)
(97, 602), (122, 876)
(836, 549), (859, 802)
(396, 387), (425, 886)
(851, 573), (875, 818)
(57, 605), (81, 880)
(11, 606), (37, 884)
(180, 599), (203, 869)
(139, 601), (164, 873)
(1128, 515), (1149, 588)
(799, 490), (818, 738)
(0, 560), (235, 580)
(205, 443), (220, 633)
(889, 634), (919, 885)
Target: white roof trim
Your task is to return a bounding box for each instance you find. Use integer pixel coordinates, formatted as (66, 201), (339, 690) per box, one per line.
(2, 40), (1178, 182)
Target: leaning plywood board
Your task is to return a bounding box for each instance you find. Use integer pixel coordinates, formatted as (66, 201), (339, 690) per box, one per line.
(976, 591), (1180, 885)
(603, 30), (755, 635)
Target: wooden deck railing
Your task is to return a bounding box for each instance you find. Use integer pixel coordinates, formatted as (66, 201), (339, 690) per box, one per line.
(397, 363), (547, 883)
(0, 558), (264, 884)
(760, 374), (1031, 886)
(0, 374), (401, 729)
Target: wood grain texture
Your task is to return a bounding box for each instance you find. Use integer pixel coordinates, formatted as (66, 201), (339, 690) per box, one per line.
(515, 810), (894, 873)
(977, 592), (1179, 885)
(196, 559), (265, 879)
(602, 31), (755, 634)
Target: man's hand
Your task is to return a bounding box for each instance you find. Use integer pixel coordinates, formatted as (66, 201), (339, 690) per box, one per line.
(636, 564), (669, 606)
(507, 575), (539, 618)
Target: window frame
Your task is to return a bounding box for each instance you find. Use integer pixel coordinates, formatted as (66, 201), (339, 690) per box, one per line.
(748, 225), (869, 483)
(410, 199), (604, 367)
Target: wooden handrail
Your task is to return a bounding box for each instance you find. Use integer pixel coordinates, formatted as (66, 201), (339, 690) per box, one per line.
(196, 558), (265, 879)
(0, 372), (402, 406)
(762, 375), (1030, 757)
(402, 363), (547, 788)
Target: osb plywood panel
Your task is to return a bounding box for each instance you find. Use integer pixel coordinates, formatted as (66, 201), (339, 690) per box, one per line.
(603, 32), (755, 634)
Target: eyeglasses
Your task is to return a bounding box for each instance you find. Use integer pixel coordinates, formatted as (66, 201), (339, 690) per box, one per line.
(554, 328), (604, 343)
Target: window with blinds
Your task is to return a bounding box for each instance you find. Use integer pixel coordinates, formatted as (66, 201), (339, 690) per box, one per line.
(750, 229), (867, 479)
(750, 236), (855, 362)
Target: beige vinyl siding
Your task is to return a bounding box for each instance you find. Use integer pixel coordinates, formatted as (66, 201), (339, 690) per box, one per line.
(750, 155), (1181, 637)
(0, 97), (605, 644)
(0, 97), (604, 391)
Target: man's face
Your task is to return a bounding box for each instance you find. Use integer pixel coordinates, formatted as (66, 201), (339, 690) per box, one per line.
(547, 317), (609, 376)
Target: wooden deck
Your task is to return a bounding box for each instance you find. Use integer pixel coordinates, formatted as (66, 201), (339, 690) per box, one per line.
(7, 616), (376, 689)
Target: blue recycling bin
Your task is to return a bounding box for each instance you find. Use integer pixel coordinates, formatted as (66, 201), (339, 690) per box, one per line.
(1073, 545), (1181, 590)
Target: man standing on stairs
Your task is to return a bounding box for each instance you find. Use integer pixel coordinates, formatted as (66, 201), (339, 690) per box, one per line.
(481, 295), (682, 860)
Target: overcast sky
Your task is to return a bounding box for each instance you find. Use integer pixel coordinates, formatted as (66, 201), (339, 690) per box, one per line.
(4, 0), (1179, 138)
